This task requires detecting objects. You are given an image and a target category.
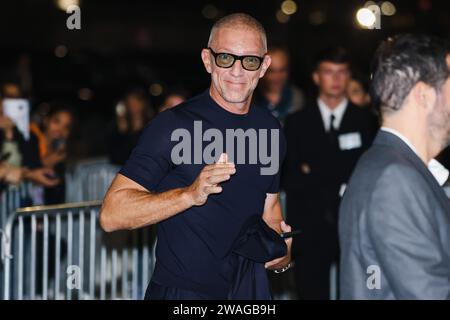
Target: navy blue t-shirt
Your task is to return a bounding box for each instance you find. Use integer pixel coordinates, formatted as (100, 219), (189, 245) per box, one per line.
(119, 90), (286, 298)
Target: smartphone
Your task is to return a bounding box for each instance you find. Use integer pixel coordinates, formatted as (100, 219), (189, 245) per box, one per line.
(2, 98), (30, 141)
(280, 230), (302, 239)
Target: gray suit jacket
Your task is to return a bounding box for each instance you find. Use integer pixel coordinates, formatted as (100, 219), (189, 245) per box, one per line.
(339, 130), (450, 299)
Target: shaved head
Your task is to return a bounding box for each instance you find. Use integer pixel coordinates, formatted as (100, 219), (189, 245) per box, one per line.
(201, 13), (271, 114)
(207, 13), (267, 52)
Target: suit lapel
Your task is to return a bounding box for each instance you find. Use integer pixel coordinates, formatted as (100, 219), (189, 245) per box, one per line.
(339, 102), (354, 133)
(374, 131), (450, 211)
(308, 102), (328, 141)
(310, 102), (328, 137)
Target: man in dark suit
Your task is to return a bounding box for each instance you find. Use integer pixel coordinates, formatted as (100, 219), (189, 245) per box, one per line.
(340, 34), (450, 299)
(283, 47), (378, 299)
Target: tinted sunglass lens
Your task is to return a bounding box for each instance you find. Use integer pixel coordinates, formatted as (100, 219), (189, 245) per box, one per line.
(242, 56), (261, 71)
(216, 53), (235, 68)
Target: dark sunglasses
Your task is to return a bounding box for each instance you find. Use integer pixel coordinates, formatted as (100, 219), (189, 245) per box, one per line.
(207, 47), (265, 71)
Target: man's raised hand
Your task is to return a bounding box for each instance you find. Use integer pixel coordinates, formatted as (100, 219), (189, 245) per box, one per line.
(185, 153), (235, 206)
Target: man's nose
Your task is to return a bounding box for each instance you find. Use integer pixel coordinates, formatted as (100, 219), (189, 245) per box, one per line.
(332, 72), (342, 81)
(230, 59), (245, 77)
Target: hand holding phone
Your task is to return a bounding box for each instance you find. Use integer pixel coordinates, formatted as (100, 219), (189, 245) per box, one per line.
(280, 229), (301, 239)
(2, 98), (30, 140)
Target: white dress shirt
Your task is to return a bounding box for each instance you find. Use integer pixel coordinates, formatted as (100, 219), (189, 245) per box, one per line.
(317, 98), (348, 131)
(381, 127), (449, 186)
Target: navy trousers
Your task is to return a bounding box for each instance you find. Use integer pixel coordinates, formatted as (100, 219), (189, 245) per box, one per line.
(144, 281), (219, 300)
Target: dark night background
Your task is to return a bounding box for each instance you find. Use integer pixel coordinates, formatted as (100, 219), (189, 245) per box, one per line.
(1, 0), (449, 158)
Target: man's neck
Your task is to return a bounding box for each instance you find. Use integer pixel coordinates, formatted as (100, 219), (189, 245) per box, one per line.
(209, 86), (251, 115)
(382, 118), (434, 164)
(318, 93), (346, 110)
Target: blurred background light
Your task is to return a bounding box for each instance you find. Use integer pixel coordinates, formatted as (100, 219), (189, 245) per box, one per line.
(381, 1), (397, 16)
(281, 0), (298, 16)
(54, 45), (68, 58)
(56, 0), (80, 11)
(150, 83), (163, 96)
(78, 88), (93, 101)
(364, 1), (377, 8)
(356, 7), (377, 28)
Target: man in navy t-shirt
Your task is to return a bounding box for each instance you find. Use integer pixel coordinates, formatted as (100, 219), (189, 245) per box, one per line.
(100, 13), (293, 299)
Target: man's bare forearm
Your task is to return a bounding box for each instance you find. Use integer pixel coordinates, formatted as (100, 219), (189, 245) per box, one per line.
(262, 194), (283, 234)
(100, 181), (194, 232)
(100, 158), (235, 232)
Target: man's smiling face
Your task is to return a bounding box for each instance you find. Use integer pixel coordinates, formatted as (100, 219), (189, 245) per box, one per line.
(203, 26), (271, 106)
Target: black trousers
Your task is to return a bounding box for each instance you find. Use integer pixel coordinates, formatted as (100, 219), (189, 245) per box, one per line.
(144, 281), (218, 300)
(290, 221), (340, 300)
(293, 251), (338, 300)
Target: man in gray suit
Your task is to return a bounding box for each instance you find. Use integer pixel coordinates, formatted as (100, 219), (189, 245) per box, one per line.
(339, 34), (450, 299)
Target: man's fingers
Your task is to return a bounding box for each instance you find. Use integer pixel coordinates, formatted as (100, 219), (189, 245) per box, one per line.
(207, 167), (236, 177)
(205, 185), (222, 195)
(216, 153), (228, 164)
(280, 221), (293, 245)
(280, 221), (292, 233)
(203, 163), (235, 172)
(207, 174), (231, 185)
(265, 257), (284, 269)
(196, 154), (235, 201)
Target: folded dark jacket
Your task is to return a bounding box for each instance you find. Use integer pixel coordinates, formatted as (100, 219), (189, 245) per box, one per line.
(228, 215), (287, 300)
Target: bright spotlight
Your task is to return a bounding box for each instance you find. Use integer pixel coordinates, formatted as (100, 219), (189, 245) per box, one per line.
(356, 8), (377, 28)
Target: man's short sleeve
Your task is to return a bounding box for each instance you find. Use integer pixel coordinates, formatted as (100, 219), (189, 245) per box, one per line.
(119, 110), (176, 191)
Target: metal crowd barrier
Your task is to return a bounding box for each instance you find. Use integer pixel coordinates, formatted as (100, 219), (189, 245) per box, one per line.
(0, 183), (34, 229)
(0, 160), (335, 300)
(65, 158), (120, 202)
(1, 201), (156, 300)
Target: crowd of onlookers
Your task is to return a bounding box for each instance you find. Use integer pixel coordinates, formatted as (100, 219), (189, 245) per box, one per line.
(0, 77), (189, 204)
(0, 82), (70, 203)
(2, 44), (449, 299)
(0, 46), (380, 299)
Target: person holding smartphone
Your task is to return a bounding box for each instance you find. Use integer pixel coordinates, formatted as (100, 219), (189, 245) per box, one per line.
(30, 102), (75, 204)
(0, 90), (60, 189)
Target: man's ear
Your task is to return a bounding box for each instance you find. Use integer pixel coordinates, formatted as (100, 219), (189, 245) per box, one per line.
(413, 81), (437, 114)
(201, 48), (213, 74)
(312, 71), (320, 86)
(259, 55), (272, 79)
